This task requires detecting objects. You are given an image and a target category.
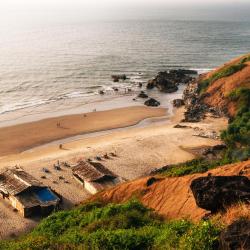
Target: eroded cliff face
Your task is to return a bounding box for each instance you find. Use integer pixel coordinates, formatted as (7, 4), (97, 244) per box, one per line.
(183, 53), (250, 121)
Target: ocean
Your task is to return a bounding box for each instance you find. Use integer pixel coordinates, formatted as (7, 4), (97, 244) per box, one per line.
(0, 20), (250, 125)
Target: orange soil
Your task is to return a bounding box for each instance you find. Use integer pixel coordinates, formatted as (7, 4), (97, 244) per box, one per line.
(91, 160), (250, 222)
(202, 53), (250, 117)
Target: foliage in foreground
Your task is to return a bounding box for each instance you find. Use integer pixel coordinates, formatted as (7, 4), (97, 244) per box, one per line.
(0, 200), (221, 250)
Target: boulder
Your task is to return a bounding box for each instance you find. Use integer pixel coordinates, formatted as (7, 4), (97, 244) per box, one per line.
(173, 124), (190, 128)
(146, 70), (196, 93)
(144, 98), (160, 107)
(137, 91), (148, 98)
(220, 219), (250, 250)
(173, 99), (185, 107)
(111, 74), (127, 82)
(190, 176), (250, 213)
(146, 79), (155, 89)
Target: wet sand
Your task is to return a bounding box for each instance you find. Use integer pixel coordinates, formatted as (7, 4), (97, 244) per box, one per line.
(0, 106), (166, 157)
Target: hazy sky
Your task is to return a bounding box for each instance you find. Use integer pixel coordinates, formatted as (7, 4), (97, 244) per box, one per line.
(1, 0), (250, 22)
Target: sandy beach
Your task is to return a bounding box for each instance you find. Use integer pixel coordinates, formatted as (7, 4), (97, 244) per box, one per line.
(0, 106), (166, 157)
(0, 105), (228, 239)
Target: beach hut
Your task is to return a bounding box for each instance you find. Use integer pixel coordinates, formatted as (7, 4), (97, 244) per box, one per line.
(72, 161), (121, 194)
(0, 167), (60, 218)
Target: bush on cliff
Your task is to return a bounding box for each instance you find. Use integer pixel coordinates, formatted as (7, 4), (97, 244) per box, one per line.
(0, 200), (221, 250)
(221, 87), (250, 161)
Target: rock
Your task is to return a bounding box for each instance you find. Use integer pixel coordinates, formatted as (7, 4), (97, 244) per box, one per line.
(173, 99), (184, 107)
(146, 79), (155, 89)
(172, 69), (198, 75)
(182, 78), (225, 122)
(182, 81), (207, 122)
(174, 124), (190, 128)
(198, 144), (227, 160)
(220, 219), (250, 250)
(144, 98), (160, 107)
(95, 156), (102, 161)
(111, 74), (127, 82)
(190, 176), (250, 213)
(137, 91), (148, 98)
(112, 87), (119, 92)
(146, 177), (158, 187)
(138, 83), (143, 88)
(146, 69), (196, 93)
(193, 129), (220, 140)
(99, 90), (105, 95)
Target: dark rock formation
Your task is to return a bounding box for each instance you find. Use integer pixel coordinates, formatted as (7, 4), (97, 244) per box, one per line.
(182, 81), (207, 122)
(190, 176), (250, 213)
(137, 91), (148, 98)
(111, 74), (127, 82)
(112, 87), (119, 92)
(99, 90), (105, 95)
(144, 98), (160, 107)
(182, 79), (224, 122)
(197, 144), (227, 160)
(220, 219), (250, 250)
(146, 70), (196, 93)
(173, 99), (185, 107)
(173, 124), (190, 128)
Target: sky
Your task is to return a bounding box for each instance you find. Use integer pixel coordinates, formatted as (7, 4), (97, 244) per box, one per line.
(1, 0), (250, 22)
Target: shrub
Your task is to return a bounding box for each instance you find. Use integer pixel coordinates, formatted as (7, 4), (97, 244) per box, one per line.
(221, 87), (250, 161)
(1, 201), (221, 250)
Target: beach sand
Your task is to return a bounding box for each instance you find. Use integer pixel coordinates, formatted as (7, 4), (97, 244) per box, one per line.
(0, 106), (228, 239)
(0, 106), (166, 157)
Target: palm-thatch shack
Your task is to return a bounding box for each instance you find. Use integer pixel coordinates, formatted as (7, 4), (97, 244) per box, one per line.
(0, 167), (60, 218)
(72, 161), (121, 194)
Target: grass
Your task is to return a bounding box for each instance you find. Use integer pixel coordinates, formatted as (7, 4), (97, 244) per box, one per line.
(160, 158), (231, 177)
(0, 200), (221, 250)
(212, 203), (250, 227)
(198, 62), (246, 93)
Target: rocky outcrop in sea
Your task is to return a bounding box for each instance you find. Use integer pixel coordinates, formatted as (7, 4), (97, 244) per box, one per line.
(147, 69), (197, 93)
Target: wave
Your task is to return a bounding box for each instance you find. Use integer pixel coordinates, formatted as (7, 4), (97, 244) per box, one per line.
(0, 90), (97, 115)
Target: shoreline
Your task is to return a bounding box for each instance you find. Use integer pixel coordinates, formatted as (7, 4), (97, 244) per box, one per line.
(0, 106), (166, 158)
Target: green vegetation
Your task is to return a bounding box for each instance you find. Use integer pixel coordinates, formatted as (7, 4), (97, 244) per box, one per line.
(161, 158), (231, 177)
(198, 62), (246, 93)
(221, 87), (250, 161)
(240, 55), (250, 64)
(0, 200), (221, 250)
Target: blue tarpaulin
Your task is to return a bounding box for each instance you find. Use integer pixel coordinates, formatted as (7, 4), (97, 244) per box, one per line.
(35, 188), (58, 202)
